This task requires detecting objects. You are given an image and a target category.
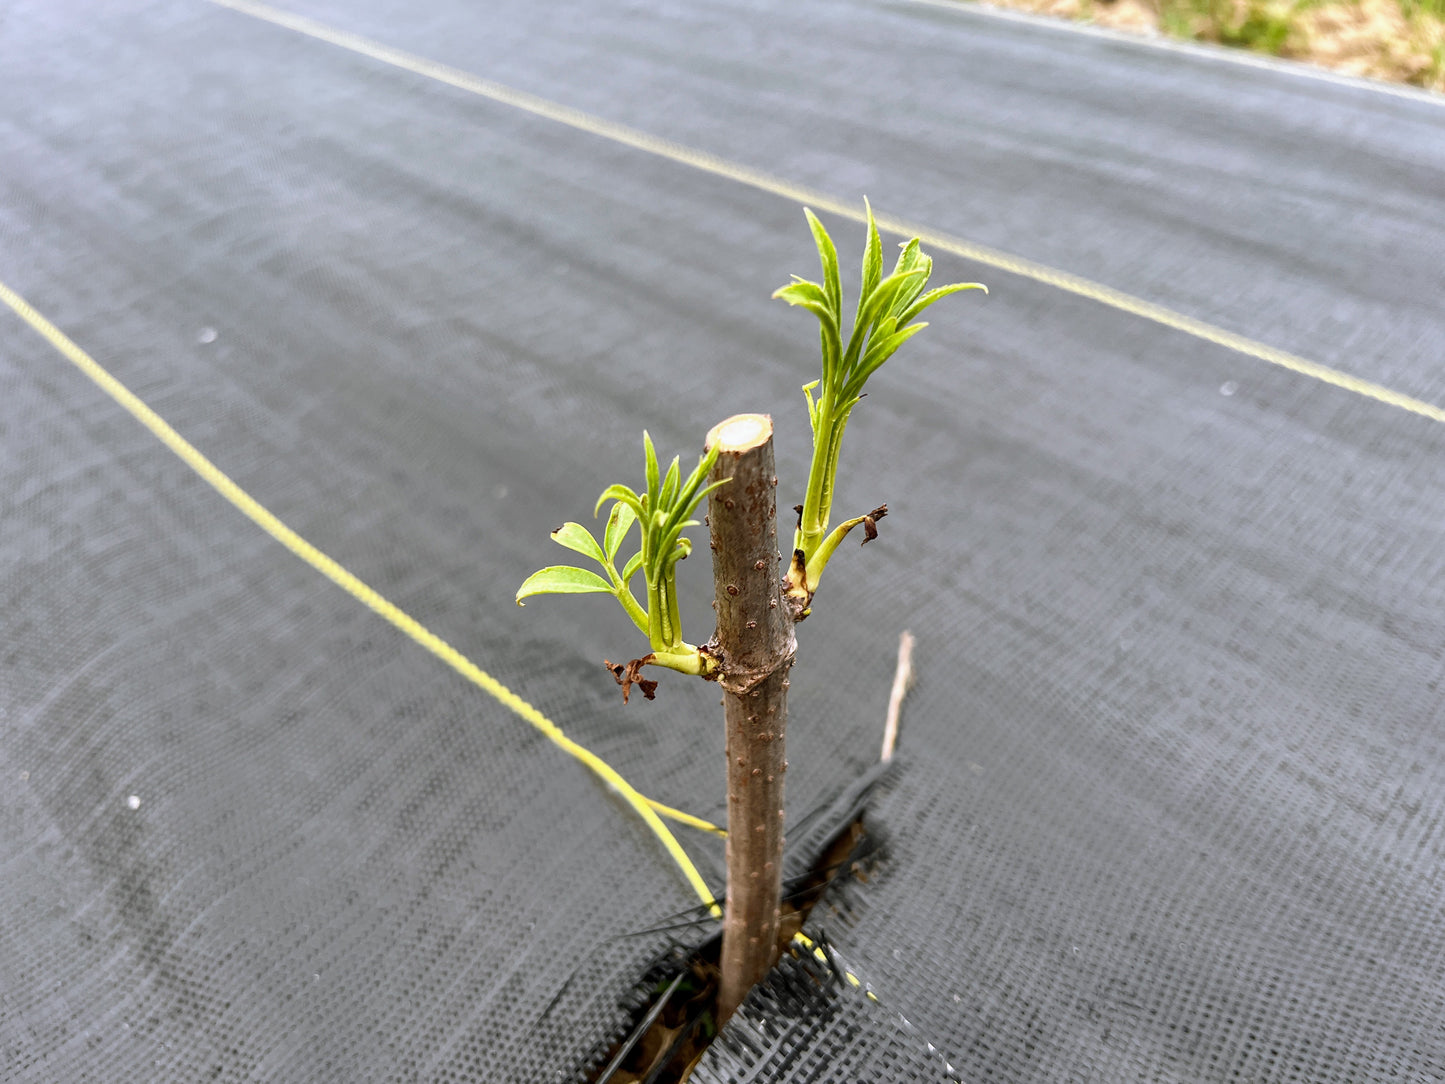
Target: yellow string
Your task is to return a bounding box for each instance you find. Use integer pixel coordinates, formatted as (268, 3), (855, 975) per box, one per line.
(646, 799), (725, 837)
(0, 277), (723, 918)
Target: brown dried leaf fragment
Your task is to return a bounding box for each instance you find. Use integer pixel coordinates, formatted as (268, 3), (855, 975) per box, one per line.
(860, 504), (888, 545)
(604, 655), (660, 703)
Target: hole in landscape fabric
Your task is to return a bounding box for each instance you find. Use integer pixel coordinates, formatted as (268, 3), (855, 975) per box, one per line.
(587, 813), (879, 1083)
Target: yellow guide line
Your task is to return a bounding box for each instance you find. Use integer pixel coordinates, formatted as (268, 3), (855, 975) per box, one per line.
(207, 0), (1445, 427)
(647, 798), (727, 838)
(0, 278), (722, 918)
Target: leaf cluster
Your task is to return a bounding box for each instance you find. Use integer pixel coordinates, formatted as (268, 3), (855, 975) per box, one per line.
(774, 201), (986, 602)
(517, 433), (726, 665)
(775, 200), (983, 422)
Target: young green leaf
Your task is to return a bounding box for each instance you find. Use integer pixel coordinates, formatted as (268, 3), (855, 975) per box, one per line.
(595, 483), (643, 519)
(897, 281), (987, 328)
(801, 380), (820, 431)
(604, 502), (637, 560)
(660, 442), (725, 539)
(804, 208), (842, 321)
(773, 282), (841, 383)
(846, 322), (930, 398)
(643, 431), (661, 509)
(550, 522), (607, 565)
(891, 237), (923, 279)
(660, 454), (681, 510)
(847, 267), (928, 367)
(773, 278), (832, 312)
(620, 549), (644, 584)
(516, 565), (614, 603)
(856, 197), (883, 328)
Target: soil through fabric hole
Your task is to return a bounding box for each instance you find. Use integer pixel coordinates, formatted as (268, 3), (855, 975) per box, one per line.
(587, 815), (876, 1084)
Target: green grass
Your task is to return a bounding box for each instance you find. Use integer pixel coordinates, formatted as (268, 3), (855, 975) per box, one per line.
(1401, 0), (1445, 17)
(1158, 0), (1303, 54)
(1152, 0), (1444, 77)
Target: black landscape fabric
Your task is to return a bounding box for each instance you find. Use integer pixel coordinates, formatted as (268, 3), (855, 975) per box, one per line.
(3, 0), (1444, 1080)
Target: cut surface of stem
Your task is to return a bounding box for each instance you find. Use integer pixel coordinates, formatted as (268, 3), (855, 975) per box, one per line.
(704, 413), (794, 1025)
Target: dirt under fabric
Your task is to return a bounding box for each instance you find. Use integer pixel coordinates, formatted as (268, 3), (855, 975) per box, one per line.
(3, 0), (1444, 1081)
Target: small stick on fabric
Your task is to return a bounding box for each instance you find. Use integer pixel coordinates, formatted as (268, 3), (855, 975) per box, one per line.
(880, 630), (915, 763)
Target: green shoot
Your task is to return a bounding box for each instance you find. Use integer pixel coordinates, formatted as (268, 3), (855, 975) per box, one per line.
(773, 200), (985, 612)
(517, 432), (729, 690)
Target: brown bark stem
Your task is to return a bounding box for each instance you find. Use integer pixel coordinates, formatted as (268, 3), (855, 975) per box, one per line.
(704, 414), (794, 1026)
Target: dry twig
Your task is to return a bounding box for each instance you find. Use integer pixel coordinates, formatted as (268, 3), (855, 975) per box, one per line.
(880, 630), (916, 762)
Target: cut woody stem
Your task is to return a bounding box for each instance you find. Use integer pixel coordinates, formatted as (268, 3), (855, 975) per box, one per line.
(704, 413), (794, 1026)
